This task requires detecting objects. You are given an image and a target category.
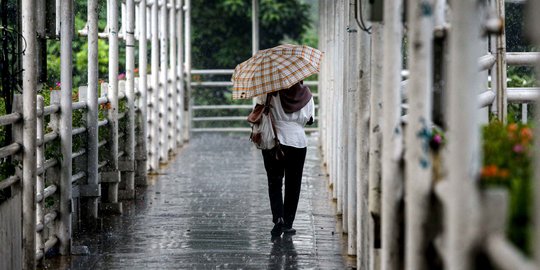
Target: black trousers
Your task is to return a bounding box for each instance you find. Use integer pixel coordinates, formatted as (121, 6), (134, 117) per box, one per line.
(262, 145), (307, 227)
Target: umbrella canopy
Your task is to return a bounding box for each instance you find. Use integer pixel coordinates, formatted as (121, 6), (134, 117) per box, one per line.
(231, 44), (323, 99)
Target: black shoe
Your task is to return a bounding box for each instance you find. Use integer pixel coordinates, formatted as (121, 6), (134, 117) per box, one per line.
(271, 218), (284, 237)
(282, 227), (296, 235)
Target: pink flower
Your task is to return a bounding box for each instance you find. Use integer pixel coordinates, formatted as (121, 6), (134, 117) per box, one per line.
(118, 73), (126, 80)
(513, 144), (524, 153)
(433, 134), (442, 144)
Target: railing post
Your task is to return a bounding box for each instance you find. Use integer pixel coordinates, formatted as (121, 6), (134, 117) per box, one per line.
(340, 0), (349, 232)
(495, 0), (507, 122)
(121, 0), (137, 199)
(346, 0), (358, 257)
(159, 0), (169, 162)
(149, 0), (160, 171)
(83, 0), (100, 219)
(176, 0), (184, 148)
(102, 0), (122, 214)
(36, 95), (45, 265)
(21, 0), (37, 266)
(329, 1), (337, 200)
(381, 0), (404, 268)
(183, 0), (191, 142)
(529, 0), (540, 265)
(404, 0), (435, 269)
(368, 22), (383, 270)
(135, 0), (149, 185)
(58, 0), (73, 255)
(169, 0), (177, 152)
(356, 0), (372, 267)
(445, 0), (483, 268)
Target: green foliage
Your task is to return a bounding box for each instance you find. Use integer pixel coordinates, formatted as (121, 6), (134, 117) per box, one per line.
(481, 121), (534, 254)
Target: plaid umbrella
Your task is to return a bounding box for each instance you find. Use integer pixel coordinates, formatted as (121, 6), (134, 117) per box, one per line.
(231, 44), (323, 99)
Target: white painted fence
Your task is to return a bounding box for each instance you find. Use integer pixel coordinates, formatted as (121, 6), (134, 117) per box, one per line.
(0, 0), (189, 269)
(318, 0), (540, 269)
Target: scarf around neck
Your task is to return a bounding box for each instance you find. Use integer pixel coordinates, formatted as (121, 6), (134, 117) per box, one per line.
(277, 82), (312, 113)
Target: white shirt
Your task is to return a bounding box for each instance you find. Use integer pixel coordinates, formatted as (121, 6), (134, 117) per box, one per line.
(268, 94), (315, 148)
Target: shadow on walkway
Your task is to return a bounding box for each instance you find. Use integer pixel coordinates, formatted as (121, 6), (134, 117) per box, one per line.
(43, 133), (354, 269)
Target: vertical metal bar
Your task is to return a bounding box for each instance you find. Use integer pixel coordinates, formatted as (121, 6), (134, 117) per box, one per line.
(176, 0), (184, 147)
(445, 0), (483, 268)
(532, 0), (540, 263)
(252, 0), (259, 55)
(368, 22), (383, 270)
(495, 0), (507, 122)
(169, 0), (177, 151)
(318, 0), (325, 159)
(356, 0), (372, 267)
(522, 104), (528, 123)
(381, 0), (404, 268)
(136, 0), (148, 185)
(150, 0), (160, 170)
(86, 0), (99, 218)
(405, 0), (434, 269)
(184, 0), (191, 142)
(340, 0), (349, 233)
(36, 96), (44, 265)
(346, 0), (358, 256)
(59, 0), (73, 255)
(22, 0), (37, 265)
(159, 0), (169, 161)
(124, 0), (136, 198)
(335, 1), (344, 214)
(107, 0), (120, 207)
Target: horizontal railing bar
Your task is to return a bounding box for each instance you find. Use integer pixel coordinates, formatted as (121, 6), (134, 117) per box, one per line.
(191, 69), (234, 75)
(118, 151), (125, 158)
(98, 140), (107, 148)
(0, 112), (22, 127)
(37, 159), (59, 176)
(192, 127), (319, 133)
(98, 97), (109, 105)
(36, 223), (44, 233)
(119, 132), (125, 139)
(506, 52), (540, 66)
(72, 171), (86, 182)
(44, 236), (58, 254)
(478, 90), (496, 108)
(43, 104), (60, 116)
(194, 105), (253, 110)
(72, 148), (86, 159)
(72, 126), (87, 136)
(43, 185), (57, 201)
(0, 175), (20, 190)
(44, 211), (57, 227)
(485, 234), (536, 270)
(36, 250), (44, 261)
(72, 101), (87, 110)
(98, 119), (109, 127)
(119, 92), (126, 100)
(193, 116), (247, 122)
(98, 161), (108, 169)
(507, 87), (540, 103)
(118, 112), (126, 120)
(0, 143), (21, 159)
(478, 53), (496, 70)
(191, 81), (232, 87)
(43, 132), (59, 145)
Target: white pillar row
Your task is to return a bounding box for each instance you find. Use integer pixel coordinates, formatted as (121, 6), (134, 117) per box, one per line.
(149, 0), (160, 171)
(380, 0), (404, 268)
(169, 0), (177, 152)
(340, 0), (349, 233)
(159, 0), (169, 162)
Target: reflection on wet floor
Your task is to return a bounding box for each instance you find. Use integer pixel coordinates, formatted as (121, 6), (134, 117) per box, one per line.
(43, 133), (355, 269)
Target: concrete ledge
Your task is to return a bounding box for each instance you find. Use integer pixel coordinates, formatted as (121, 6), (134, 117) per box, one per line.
(101, 171), (121, 183)
(79, 184), (101, 197)
(99, 202), (123, 214)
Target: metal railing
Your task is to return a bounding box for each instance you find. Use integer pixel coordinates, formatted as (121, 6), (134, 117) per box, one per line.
(0, 0), (190, 269)
(319, 0), (540, 269)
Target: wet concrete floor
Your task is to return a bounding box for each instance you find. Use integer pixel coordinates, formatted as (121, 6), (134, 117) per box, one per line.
(44, 133), (355, 269)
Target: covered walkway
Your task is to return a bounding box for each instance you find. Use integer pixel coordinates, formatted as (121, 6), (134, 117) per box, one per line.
(43, 134), (354, 269)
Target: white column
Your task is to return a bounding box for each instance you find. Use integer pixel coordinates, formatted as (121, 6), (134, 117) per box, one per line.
(21, 0), (37, 266)
(357, 0), (372, 267)
(176, 0), (184, 147)
(404, 0), (434, 269)
(136, 0), (148, 184)
(124, 0), (136, 198)
(183, 0), (191, 142)
(86, 0), (100, 217)
(340, 0), (349, 233)
(445, 0), (483, 268)
(381, 0), (404, 268)
(169, 0), (177, 151)
(159, 0), (169, 162)
(59, 0), (74, 255)
(150, 0), (160, 170)
(531, 0), (540, 264)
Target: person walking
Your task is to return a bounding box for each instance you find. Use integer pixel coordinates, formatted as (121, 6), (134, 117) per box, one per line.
(261, 81), (314, 237)
(230, 44), (322, 237)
